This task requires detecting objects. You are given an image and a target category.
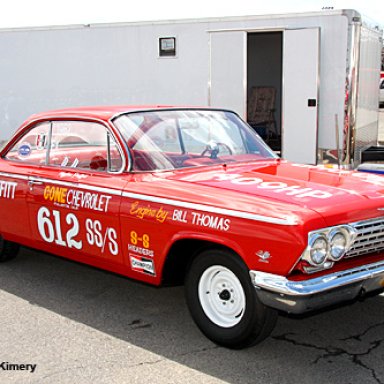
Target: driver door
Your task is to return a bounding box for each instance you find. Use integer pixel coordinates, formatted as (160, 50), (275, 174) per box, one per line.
(26, 120), (127, 265)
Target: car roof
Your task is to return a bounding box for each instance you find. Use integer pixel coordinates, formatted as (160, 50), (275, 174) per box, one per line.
(28, 105), (183, 122)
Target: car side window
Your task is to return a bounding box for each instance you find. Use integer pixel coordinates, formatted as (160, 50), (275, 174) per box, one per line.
(49, 121), (123, 172)
(5, 121), (123, 172)
(5, 122), (51, 164)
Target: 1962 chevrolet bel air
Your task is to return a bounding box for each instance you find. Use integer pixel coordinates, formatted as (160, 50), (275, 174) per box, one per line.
(1, 105), (384, 349)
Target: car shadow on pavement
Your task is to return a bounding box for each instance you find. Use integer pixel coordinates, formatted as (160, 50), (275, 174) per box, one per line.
(1, 247), (384, 384)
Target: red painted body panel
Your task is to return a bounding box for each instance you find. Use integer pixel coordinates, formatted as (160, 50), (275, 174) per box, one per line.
(0, 162), (32, 243)
(1, 106), (384, 287)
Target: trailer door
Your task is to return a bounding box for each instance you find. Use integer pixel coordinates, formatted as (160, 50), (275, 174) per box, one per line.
(209, 31), (247, 118)
(282, 28), (320, 164)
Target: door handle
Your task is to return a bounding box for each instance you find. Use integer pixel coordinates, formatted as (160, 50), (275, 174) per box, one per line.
(28, 180), (44, 190)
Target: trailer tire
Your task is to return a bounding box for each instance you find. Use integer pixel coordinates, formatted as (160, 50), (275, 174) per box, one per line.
(0, 236), (20, 262)
(185, 249), (277, 349)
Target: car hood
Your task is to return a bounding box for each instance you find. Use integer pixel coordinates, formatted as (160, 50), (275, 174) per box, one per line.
(164, 160), (384, 226)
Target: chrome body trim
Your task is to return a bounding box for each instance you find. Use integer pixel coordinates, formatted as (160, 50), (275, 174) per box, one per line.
(251, 261), (384, 296)
(346, 217), (384, 258)
(1, 117), (127, 174)
(110, 107), (238, 123)
(250, 261), (384, 313)
(29, 176), (123, 196)
(0, 171), (297, 225)
(0, 172), (29, 181)
(0, 172), (122, 196)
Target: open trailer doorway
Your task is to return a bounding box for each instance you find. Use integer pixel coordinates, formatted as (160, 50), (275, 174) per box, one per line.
(246, 32), (282, 154)
(210, 28), (319, 164)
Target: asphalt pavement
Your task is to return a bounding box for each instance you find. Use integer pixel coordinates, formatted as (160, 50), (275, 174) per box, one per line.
(1, 247), (384, 384)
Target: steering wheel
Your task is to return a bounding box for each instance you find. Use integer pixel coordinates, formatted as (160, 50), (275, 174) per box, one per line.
(201, 141), (233, 159)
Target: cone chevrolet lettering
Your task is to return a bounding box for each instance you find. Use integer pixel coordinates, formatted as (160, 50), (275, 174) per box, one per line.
(2, 106), (384, 349)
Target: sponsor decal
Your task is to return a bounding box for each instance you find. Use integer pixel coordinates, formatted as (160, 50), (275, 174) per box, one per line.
(172, 209), (188, 223)
(43, 185), (112, 212)
(128, 244), (154, 257)
(214, 174), (332, 199)
(191, 212), (230, 231)
(128, 231), (154, 256)
(0, 361), (37, 373)
(130, 255), (156, 275)
(36, 133), (47, 150)
(58, 171), (88, 180)
(0, 180), (17, 199)
(18, 143), (32, 157)
(130, 204), (230, 232)
(130, 201), (169, 223)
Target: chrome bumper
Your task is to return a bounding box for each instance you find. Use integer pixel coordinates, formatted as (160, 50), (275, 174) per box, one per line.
(250, 261), (384, 314)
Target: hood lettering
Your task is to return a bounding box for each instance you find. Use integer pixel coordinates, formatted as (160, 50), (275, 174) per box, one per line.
(214, 174), (332, 199)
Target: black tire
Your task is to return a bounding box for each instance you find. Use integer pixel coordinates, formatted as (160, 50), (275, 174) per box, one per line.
(185, 248), (277, 349)
(0, 236), (20, 262)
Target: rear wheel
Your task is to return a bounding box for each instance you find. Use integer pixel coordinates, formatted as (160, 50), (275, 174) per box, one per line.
(0, 236), (20, 262)
(185, 249), (277, 349)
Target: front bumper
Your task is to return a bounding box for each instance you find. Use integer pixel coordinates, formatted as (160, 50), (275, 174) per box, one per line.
(250, 260), (384, 314)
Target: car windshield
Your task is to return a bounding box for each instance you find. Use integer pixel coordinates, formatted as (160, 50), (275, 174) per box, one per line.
(114, 109), (277, 171)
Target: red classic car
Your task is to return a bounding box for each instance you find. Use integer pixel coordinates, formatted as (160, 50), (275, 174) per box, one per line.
(1, 106), (384, 349)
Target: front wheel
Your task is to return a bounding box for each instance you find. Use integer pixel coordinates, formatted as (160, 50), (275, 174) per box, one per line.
(0, 235), (20, 262)
(185, 249), (277, 349)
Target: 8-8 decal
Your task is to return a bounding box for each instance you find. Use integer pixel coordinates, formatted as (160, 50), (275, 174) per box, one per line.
(130, 230), (150, 248)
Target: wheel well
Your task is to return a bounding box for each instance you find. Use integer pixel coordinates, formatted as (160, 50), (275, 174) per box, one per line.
(161, 239), (235, 286)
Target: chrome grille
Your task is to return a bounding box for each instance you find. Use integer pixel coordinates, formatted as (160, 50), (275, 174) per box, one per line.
(346, 218), (384, 258)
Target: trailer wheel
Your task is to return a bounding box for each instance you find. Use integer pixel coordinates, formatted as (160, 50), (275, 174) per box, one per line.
(185, 249), (277, 349)
(0, 236), (20, 262)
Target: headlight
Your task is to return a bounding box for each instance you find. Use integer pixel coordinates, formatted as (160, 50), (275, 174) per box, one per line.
(301, 225), (357, 271)
(329, 230), (347, 261)
(309, 235), (328, 265)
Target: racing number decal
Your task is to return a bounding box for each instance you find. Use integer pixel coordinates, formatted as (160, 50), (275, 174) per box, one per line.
(37, 207), (82, 249)
(37, 206), (119, 255)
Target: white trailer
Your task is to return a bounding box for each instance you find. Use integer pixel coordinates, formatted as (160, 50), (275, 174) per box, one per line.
(0, 9), (382, 166)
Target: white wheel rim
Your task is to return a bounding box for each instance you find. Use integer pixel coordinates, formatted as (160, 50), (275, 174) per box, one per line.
(198, 265), (246, 328)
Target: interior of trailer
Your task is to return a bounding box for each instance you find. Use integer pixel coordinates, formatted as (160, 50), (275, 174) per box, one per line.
(247, 32), (282, 153)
